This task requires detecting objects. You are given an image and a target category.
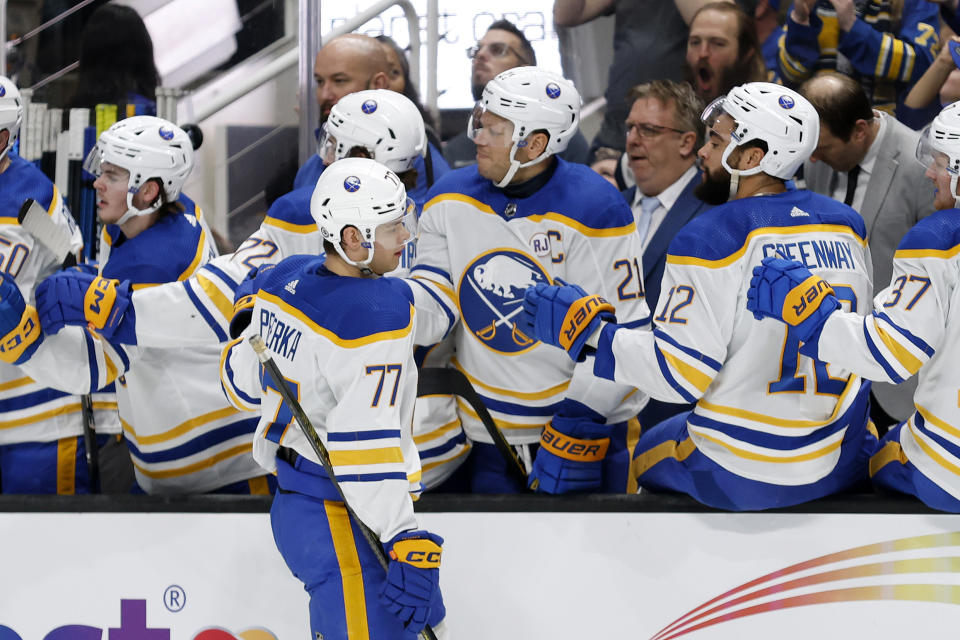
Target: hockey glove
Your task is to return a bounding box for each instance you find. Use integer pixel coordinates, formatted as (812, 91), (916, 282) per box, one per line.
(229, 267), (260, 339)
(529, 400), (610, 494)
(0, 272), (43, 365)
(520, 282), (615, 362)
(380, 530), (444, 633)
(747, 257), (839, 345)
(36, 269), (136, 344)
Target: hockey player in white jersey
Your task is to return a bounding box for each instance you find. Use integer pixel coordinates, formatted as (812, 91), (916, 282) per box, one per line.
(0, 74), (120, 494)
(221, 158), (445, 638)
(406, 67), (648, 493)
(748, 101), (960, 512)
(521, 82), (879, 510)
(1, 116), (274, 494)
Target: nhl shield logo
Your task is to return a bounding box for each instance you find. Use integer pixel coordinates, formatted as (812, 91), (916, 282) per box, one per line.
(545, 83), (561, 99)
(343, 176), (361, 192)
(362, 99), (378, 114)
(158, 126), (175, 140)
(459, 249), (550, 354)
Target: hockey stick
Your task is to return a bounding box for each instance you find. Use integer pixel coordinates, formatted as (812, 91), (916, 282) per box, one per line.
(248, 335), (439, 640)
(417, 366), (529, 488)
(18, 198), (100, 492)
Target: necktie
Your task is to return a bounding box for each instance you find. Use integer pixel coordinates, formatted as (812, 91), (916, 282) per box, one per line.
(844, 165), (861, 206)
(638, 195), (660, 244)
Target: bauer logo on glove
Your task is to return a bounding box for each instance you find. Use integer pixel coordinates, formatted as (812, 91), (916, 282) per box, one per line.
(783, 275), (834, 325)
(83, 276), (120, 329)
(560, 294), (614, 352)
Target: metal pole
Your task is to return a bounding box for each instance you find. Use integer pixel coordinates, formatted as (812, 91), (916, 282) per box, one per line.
(298, 0), (322, 167)
(426, 0), (439, 127)
(1, 0), (8, 77)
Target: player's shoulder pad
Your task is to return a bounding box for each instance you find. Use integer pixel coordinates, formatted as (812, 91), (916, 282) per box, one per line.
(534, 158), (634, 230)
(101, 212), (205, 284)
(422, 165), (488, 210)
(668, 189), (866, 262)
(258, 256), (414, 341)
(897, 207), (960, 254)
(293, 154), (325, 191)
(0, 154), (56, 219)
(263, 186), (315, 227)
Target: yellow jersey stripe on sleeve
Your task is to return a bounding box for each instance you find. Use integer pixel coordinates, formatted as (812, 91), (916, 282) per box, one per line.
(328, 447), (405, 466)
(196, 272), (235, 323)
(873, 322), (924, 376)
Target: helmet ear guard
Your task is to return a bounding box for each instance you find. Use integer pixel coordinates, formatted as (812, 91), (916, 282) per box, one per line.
(470, 66), (582, 187)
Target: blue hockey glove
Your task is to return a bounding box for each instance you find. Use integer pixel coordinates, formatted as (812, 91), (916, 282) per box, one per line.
(380, 530), (444, 633)
(229, 266), (262, 339)
(36, 269), (136, 344)
(520, 282), (615, 362)
(529, 400), (610, 494)
(0, 272), (43, 365)
(747, 256), (839, 344)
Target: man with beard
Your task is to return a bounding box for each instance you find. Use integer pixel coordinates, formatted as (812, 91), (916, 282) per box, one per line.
(293, 34), (450, 203)
(686, 2), (767, 102)
(800, 72), (932, 431)
(521, 82), (878, 510)
(443, 19), (589, 168)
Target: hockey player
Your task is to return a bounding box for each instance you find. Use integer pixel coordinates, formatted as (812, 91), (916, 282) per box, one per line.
(2, 116), (273, 494)
(521, 82), (879, 510)
(747, 102), (960, 512)
(0, 75), (120, 494)
(220, 158), (445, 638)
(406, 67), (648, 493)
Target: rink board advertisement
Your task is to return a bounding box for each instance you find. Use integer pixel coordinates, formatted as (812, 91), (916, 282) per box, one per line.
(3, 511), (960, 638)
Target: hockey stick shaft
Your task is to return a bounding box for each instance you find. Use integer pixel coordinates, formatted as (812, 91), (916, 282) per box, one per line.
(18, 198), (100, 491)
(249, 335), (438, 640)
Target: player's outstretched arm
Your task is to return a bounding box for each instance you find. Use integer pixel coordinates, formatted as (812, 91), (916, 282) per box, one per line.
(747, 256), (840, 346)
(36, 269), (137, 344)
(520, 281), (616, 362)
(0, 272), (44, 366)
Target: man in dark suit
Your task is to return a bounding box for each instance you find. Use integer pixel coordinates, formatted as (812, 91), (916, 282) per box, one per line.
(800, 73), (933, 431)
(621, 80), (712, 430)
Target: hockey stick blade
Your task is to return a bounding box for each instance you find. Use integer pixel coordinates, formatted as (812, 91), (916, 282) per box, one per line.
(18, 198), (74, 264)
(248, 335), (439, 640)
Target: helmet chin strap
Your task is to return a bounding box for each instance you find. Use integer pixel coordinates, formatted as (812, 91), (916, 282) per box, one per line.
(332, 238), (376, 275)
(494, 142), (550, 189)
(114, 190), (162, 227)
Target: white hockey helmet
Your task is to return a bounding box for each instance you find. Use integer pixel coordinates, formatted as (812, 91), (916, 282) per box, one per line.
(701, 82), (818, 194)
(84, 115), (194, 225)
(468, 66), (581, 187)
(318, 89), (426, 174)
(0, 76), (22, 163)
(917, 101), (960, 208)
(311, 157), (417, 270)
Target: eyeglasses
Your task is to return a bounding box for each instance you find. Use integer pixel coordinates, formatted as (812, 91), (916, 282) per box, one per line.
(625, 122), (688, 139)
(466, 42), (526, 61)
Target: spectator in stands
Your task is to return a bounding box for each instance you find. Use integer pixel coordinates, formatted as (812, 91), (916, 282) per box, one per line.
(294, 34), (449, 205)
(69, 4), (159, 115)
(800, 73), (933, 430)
(554, 0), (724, 160)
(686, 2), (767, 102)
(590, 146), (623, 187)
(375, 34), (443, 150)
(777, 0), (939, 128)
(444, 19), (590, 168)
(904, 35), (960, 112)
(621, 80), (711, 431)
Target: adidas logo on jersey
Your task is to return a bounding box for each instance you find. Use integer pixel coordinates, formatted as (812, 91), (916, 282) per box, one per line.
(285, 279), (299, 294)
(789, 207), (809, 217)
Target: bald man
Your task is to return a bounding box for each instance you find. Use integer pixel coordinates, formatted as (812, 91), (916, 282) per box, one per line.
(294, 33), (450, 202)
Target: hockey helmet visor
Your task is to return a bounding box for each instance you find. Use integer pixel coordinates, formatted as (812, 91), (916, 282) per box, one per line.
(372, 197), (418, 253)
(467, 101), (516, 148)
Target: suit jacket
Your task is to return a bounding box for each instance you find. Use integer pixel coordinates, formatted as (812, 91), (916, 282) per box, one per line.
(623, 169), (711, 430)
(803, 113), (933, 421)
(623, 169), (711, 314)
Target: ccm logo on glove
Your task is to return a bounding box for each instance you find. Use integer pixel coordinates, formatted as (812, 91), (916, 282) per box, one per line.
(783, 276), (834, 325)
(390, 537), (442, 568)
(560, 295), (614, 351)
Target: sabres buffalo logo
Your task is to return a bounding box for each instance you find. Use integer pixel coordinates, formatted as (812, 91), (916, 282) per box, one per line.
(158, 126), (174, 140)
(459, 249), (550, 354)
(361, 99), (378, 114)
(343, 175), (361, 192)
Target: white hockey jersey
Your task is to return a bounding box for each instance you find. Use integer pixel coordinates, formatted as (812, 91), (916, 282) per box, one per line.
(0, 153), (119, 447)
(221, 256), (421, 541)
(408, 159), (649, 446)
(813, 207), (960, 499)
(21, 203), (266, 493)
(594, 190), (874, 486)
